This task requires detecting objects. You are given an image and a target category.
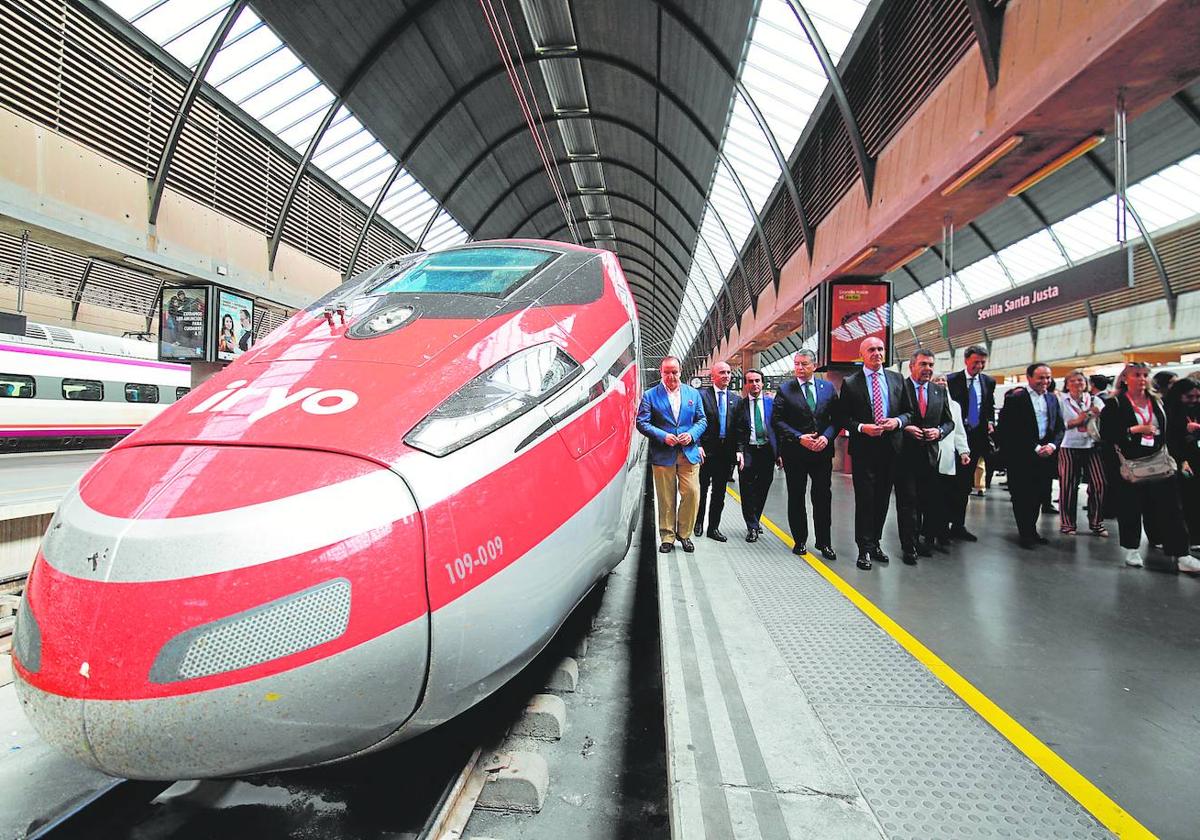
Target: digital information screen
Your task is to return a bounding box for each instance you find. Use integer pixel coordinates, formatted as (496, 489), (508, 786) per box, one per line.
(216, 290), (255, 362)
(159, 286), (209, 362)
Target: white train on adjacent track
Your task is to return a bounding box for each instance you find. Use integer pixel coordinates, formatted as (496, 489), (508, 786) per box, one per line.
(0, 322), (190, 454)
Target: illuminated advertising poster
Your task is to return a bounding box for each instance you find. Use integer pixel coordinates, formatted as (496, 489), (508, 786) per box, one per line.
(216, 290), (255, 362)
(159, 287), (208, 362)
(828, 281), (891, 365)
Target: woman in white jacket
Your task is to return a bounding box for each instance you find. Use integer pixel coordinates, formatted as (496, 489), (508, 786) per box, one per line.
(931, 373), (971, 548)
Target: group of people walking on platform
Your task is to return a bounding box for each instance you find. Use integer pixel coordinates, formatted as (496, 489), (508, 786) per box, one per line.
(636, 340), (1200, 573)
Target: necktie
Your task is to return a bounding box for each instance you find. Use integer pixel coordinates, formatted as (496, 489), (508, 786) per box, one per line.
(804, 382), (816, 411)
(870, 372), (885, 424)
(917, 383), (927, 416)
(718, 390), (726, 438)
(753, 398), (765, 442)
(967, 377), (980, 427)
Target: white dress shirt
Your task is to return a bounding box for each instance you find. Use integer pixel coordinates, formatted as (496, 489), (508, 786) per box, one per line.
(747, 395), (766, 445)
(667, 386), (682, 422)
(1030, 389), (1053, 450)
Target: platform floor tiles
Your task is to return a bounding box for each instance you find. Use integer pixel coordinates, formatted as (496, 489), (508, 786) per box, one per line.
(658, 496), (1123, 839)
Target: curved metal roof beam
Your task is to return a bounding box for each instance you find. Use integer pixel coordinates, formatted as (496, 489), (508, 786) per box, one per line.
(148, 0), (247, 225)
(1016, 193), (1075, 267)
(780, 0), (875, 202)
(378, 52), (781, 290)
(966, 222), (1016, 288)
(653, 0), (817, 252)
(539, 222), (689, 311)
(1085, 151), (1175, 315)
(510, 188), (746, 332)
(345, 160), (405, 278)
(267, 0), (442, 270)
(509, 192), (694, 273)
(963, 0), (1004, 88)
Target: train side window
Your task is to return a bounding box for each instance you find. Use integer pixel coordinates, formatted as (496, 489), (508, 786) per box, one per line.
(0, 373), (35, 398)
(62, 378), (104, 401)
(125, 383), (160, 403)
(175, 386), (190, 400)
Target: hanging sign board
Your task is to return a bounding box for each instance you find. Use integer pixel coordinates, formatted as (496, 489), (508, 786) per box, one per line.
(944, 247), (1128, 336)
(827, 280), (892, 366)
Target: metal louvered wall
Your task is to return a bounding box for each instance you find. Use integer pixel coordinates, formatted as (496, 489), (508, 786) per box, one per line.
(0, 0), (411, 282)
(689, 0), (980, 365)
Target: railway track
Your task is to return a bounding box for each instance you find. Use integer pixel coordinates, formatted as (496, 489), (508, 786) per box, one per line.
(17, 588), (599, 840)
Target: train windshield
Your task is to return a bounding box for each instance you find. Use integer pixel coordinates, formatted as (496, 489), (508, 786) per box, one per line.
(369, 247), (555, 297)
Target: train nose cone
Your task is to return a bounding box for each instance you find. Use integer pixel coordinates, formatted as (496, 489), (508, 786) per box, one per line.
(13, 444), (429, 779)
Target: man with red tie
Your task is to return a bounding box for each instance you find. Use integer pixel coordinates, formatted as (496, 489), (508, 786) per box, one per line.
(895, 350), (954, 565)
(838, 337), (911, 570)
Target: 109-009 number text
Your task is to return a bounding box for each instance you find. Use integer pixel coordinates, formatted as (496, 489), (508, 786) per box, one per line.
(444, 536), (504, 585)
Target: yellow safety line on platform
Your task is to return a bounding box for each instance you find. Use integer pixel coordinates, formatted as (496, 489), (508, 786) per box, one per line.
(725, 486), (1155, 840)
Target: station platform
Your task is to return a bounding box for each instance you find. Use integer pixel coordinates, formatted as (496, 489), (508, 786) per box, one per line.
(657, 471), (1194, 839)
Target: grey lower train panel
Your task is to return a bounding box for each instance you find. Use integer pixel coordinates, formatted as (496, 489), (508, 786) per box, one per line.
(14, 616), (428, 779)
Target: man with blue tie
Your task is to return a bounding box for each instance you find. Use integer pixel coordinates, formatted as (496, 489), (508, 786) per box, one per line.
(636, 356), (708, 553)
(734, 369), (778, 542)
(772, 350), (840, 559)
(946, 346), (996, 542)
(695, 361), (741, 542)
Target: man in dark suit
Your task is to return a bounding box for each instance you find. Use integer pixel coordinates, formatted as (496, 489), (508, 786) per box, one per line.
(733, 369), (778, 542)
(772, 350), (839, 559)
(636, 356), (707, 554)
(945, 345), (996, 542)
(895, 350), (954, 565)
(695, 361), (741, 542)
(998, 362), (1065, 548)
(839, 336), (911, 570)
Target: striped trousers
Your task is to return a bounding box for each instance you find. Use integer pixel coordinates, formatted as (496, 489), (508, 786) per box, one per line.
(1057, 446), (1106, 531)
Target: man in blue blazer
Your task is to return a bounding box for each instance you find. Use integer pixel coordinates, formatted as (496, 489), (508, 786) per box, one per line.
(733, 369), (778, 542)
(636, 356), (707, 553)
(772, 350), (840, 559)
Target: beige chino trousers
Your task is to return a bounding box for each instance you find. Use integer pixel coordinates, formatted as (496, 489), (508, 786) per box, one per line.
(653, 452), (700, 543)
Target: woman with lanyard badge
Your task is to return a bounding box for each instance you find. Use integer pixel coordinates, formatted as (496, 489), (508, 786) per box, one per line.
(1099, 362), (1197, 571)
(1057, 370), (1107, 536)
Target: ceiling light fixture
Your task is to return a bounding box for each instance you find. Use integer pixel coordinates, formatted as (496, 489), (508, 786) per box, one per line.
(940, 134), (1024, 196)
(1007, 134), (1105, 196)
(886, 246), (929, 273)
(841, 246), (878, 273)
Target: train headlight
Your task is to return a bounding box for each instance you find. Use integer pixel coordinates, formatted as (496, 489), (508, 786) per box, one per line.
(405, 343), (581, 456)
(347, 304), (416, 338)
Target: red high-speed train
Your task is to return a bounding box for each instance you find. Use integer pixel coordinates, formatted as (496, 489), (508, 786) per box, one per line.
(13, 241), (644, 779)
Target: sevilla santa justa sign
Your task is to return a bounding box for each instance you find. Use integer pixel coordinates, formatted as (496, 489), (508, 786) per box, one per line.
(944, 247), (1128, 337)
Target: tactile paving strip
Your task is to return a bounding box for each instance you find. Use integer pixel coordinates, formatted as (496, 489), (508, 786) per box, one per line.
(816, 705), (1110, 840)
(733, 547), (957, 707)
(723, 530), (1113, 839)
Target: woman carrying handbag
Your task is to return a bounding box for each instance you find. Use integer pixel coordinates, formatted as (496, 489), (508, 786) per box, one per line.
(1099, 362), (1197, 571)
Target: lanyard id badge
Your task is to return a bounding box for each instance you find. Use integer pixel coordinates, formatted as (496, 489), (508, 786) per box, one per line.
(1128, 397), (1155, 447)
